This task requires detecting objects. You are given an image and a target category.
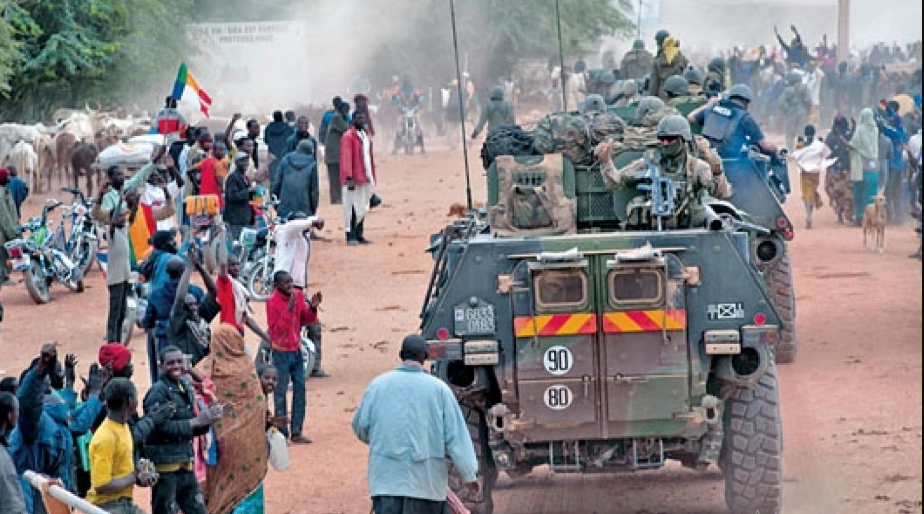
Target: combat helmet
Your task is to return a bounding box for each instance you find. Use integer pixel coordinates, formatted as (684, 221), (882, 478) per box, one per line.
(581, 94), (607, 114)
(708, 57), (726, 73)
(636, 96), (665, 120)
(657, 114), (693, 143)
(633, 39), (645, 51)
(490, 86), (504, 101)
(599, 70), (617, 85)
(728, 84), (754, 103)
(655, 30), (670, 46)
(663, 75), (690, 97)
(683, 67), (704, 86)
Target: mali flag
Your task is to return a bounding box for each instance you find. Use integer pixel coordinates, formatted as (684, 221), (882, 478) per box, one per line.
(127, 204), (156, 267)
(171, 63), (212, 117)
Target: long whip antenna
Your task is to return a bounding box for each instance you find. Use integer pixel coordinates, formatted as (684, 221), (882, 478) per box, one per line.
(556, 0), (568, 112)
(449, 0), (474, 211)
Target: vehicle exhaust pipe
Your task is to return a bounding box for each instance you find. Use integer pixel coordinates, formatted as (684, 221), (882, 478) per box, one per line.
(751, 235), (785, 268)
(702, 205), (725, 231)
(714, 345), (771, 389)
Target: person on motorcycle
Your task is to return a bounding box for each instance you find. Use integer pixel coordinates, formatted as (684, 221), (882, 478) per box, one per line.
(392, 75), (426, 154)
(594, 115), (732, 229)
(471, 86), (515, 140)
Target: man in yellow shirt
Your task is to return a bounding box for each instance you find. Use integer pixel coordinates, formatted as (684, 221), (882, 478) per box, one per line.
(87, 379), (158, 514)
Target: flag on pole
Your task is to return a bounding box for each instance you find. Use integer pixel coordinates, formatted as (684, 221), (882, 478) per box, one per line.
(171, 63), (212, 117)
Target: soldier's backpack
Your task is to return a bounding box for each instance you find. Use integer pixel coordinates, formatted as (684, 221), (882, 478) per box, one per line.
(488, 154), (577, 237)
(480, 125), (537, 169)
(533, 112), (593, 165)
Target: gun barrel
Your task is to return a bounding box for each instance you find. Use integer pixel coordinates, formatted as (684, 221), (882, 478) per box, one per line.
(702, 204), (725, 231)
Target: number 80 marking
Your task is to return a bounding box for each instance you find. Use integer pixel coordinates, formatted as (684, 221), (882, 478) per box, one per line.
(544, 385), (573, 411)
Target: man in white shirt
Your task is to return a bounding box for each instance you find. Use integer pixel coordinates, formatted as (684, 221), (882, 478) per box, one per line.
(803, 62), (825, 127)
(273, 212), (329, 377)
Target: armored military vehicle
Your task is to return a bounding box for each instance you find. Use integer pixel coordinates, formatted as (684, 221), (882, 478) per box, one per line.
(420, 148), (784, 513)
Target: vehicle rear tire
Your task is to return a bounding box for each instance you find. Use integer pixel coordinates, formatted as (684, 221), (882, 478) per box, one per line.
(24, 268), (51, 304)
(766, 251), (797, 363)
(75, 238), (98, 277)
(248, 261), (274, 302)
(449, 403), (498, 514)
(722, 363), (784, 514)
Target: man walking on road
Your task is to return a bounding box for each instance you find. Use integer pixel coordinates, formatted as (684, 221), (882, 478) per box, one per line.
(352, 335), (480, 514)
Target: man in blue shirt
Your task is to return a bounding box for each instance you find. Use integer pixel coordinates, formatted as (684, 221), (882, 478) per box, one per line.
(689, 84), (779, 158)
(353, 335), (479, 514)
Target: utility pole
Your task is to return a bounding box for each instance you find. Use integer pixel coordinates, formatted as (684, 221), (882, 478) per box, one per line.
(837, 0), (850, 63)
(556, 0), (567, 112)
(637, 0), (643, 41)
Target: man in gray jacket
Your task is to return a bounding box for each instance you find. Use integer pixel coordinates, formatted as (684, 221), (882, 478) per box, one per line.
(272, 139), (320, 219)
(324, 102), (351, 205)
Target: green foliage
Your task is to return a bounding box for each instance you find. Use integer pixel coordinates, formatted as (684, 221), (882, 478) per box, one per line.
(0, 0), (22, 95)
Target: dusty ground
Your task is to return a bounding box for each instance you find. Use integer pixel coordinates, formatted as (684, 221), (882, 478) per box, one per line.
(1, 141), (921, 514)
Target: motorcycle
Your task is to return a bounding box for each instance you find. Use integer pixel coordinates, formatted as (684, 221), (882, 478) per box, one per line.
(241, 196), (281, 302)
(59, 187), (100, 278)
(396, 104), (424, 155)
(122, 271), (150, 344)
(4, 200), (85, 304)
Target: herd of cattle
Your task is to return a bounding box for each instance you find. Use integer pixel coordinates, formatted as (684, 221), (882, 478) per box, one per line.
(0, 107), (154, 196)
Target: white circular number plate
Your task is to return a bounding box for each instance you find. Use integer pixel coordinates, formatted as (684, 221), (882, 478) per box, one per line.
(544, 385), (573, 411)
(543, 346), (574, 376)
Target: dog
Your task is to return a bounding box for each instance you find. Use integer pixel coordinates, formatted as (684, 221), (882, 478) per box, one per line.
(862, 195), (888, 253)
(447, 201), (486, 218)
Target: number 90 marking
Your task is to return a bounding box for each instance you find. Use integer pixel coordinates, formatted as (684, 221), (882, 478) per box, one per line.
(543, 346), (573, 376)
(544, 385), (573, 411)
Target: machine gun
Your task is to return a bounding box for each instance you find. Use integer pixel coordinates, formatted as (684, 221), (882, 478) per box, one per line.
(635, 151), (679, 231)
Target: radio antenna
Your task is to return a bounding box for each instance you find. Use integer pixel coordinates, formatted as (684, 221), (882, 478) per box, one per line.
(449, 0), (474, 212)
(556, 0), (568, 112)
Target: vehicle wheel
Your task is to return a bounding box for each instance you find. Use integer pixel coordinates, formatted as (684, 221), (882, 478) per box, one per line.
(24, 268), (51, 304)
(248, 261), (274, 302)
(766, 251), (797, 363)
(64, 278), (85, 293)
(75, 238), (98, 277)
(449, 402), (498, 514)
(722, 363), (784, 514)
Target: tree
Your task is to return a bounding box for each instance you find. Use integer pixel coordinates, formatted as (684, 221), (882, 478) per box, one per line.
(0, 0), (23, 96)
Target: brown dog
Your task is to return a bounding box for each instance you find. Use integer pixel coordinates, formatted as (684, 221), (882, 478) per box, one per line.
(862, 195), (888, 253)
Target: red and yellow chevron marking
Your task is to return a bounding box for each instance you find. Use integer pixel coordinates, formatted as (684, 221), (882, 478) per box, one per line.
(602, 310), (687, 333)
(515, 314), (598, 338)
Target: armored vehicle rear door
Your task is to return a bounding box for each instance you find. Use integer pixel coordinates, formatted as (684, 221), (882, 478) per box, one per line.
(598, 252), (691, 438)
(514, 258), (602, 440)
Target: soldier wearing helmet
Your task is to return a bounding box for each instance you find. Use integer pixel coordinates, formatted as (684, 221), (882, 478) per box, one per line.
(621, 39), (654, 82)
(594, 115), (732, 228)
(471, 86), (515, 139)
(650, 30), (689, 101)
(704, 58), (727, 98)
(683, 67), (705, 95)
(688, 84), (778, 158)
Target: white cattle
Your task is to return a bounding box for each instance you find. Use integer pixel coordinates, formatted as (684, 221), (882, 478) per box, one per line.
(32, 133), (56, 193)
(4, 141), (39, 194)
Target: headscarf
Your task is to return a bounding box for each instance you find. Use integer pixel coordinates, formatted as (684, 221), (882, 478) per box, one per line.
(0, 167), (9, 183)
(198, 325), (267, 514)
(849, 108), (879, 181)
(662, 37), (681, 66)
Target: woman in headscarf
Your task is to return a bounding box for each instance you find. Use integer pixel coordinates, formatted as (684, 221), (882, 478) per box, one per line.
(825, 115), (856, 224)
(849, 108), (880, 225)
(198, 325), (268, 514)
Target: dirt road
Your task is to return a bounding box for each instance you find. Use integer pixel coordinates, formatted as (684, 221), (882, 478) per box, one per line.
(1, 147), (921, 513)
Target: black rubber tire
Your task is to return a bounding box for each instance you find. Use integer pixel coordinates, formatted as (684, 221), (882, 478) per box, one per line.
(449, 404), (498, 514)
(766, 251), (797, 363)
(722, 364), (784, 514)
(247, 261), (274, 303)
(24, 268), (51, 304)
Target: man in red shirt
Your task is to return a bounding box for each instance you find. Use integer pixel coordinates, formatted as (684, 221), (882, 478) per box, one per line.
(266, 270), (321, 444)
(340, 112), (377, 245)
(198, 142), (227, 209)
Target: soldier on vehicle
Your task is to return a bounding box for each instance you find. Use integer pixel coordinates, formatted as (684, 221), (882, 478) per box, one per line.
(687, 84), (779, 159)
(621, 39), (654, 82)
(632, 96), (669, 127)
(650, 31), (689, 100)
(663, 75), (705, 106)
(704, 57), (727, 98)
(594, 115), (732, 229)
(472, 86), (515, 140)
(613, 79), (642, 107)
(684, 67), (705, 95)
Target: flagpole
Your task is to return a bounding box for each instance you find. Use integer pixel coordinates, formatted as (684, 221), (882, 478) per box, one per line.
(556, 0), (567, 112)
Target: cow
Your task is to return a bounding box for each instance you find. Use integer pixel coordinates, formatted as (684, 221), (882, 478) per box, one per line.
(71, 142), (100, 197)
(55, 132), (77, 186)
(32, 133), (56, 193)
(4, 141), (39, 195)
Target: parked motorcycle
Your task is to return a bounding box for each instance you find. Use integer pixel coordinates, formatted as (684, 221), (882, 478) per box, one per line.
(396, 104), (425, 155)
(241, 196), (281, 302)
(4, 200), (85, 304)
(122, 271), (150, 344)
(59, 187), (100, 278)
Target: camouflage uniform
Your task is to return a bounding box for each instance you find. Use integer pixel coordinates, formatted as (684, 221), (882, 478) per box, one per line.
(472, 86), (515, 139)
(779, 74), (812, 150)
(620, 40), (654, 82)
(650, 38), (689, 101)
